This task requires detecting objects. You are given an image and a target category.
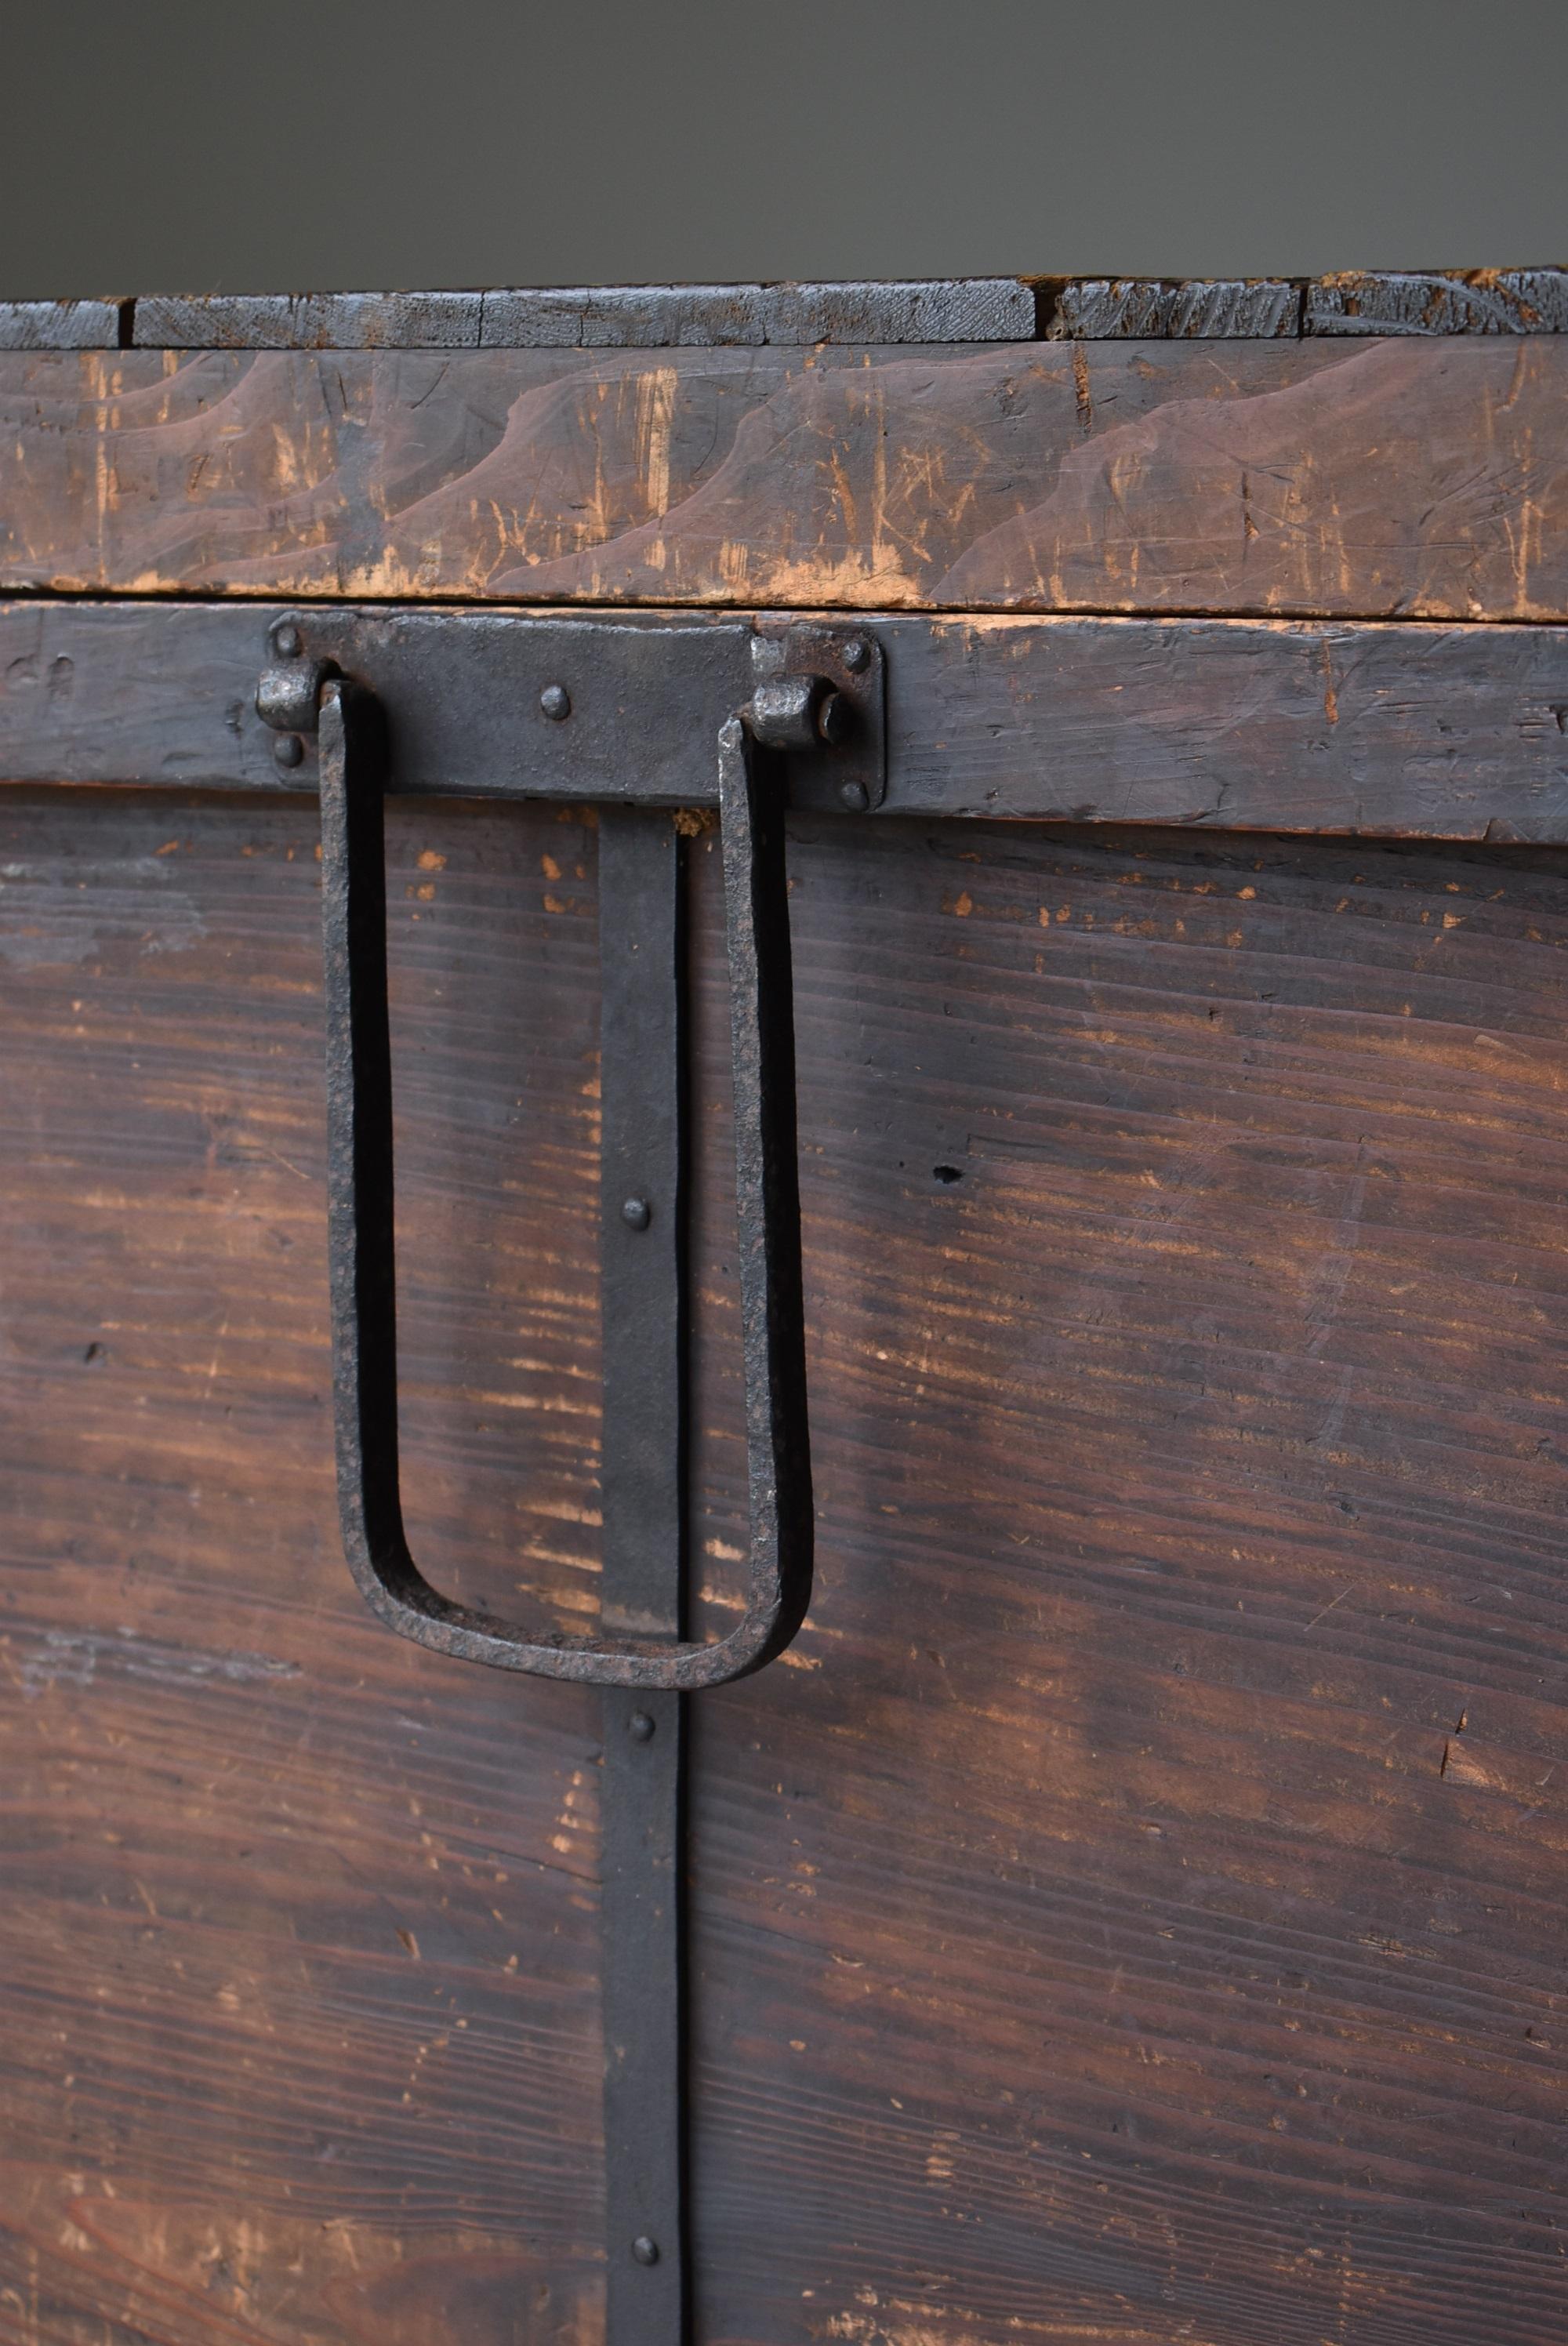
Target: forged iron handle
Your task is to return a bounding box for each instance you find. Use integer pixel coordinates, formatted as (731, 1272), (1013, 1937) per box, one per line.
(318, 677), (812, 1690)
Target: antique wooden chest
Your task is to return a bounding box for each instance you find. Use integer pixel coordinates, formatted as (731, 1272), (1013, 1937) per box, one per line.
(2, 267), (1566, 2346)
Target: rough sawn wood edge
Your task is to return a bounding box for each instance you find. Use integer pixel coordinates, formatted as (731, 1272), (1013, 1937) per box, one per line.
(2, 269), (1566, 350)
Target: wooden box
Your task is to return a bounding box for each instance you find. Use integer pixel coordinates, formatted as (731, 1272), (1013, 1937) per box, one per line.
(2, 267), (1566, 2345)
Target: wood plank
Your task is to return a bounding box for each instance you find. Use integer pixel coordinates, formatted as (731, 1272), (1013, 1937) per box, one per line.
(1307, 271), (1568, 336)
(132, 281), (1037, 350)
(7, 778), (1568, 2339)
(8, 275), (1565, 355)
(0, 786), (609, 2342)
(5, 336), (1567, 616)
(0, 297), (123, 351)
(4, 600), (1566, 844)
(887, 616), (1568, 839)
(683, 812), (1568, 2346)
(1048, 278), (1300, 337)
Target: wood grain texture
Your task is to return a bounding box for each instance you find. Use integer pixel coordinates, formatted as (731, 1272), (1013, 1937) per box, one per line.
(886, 617), (1568, 838)
(0, 787), (610, 2342)
(5, 786), (1568, 2340)
(5, 598), (1568, 844)
(1307, 271), (1568, 336)
(6, 276), (1563, 354)
(681, 812), (1568, 2346)
(1047, 279), (1301, 338)
(0, 299), (124, 352)
(132, 282), (1037, 350)
(5, 337), (1568, 616)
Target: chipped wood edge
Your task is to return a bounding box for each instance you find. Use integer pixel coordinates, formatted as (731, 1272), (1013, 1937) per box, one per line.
(129, 281), (1038, 350)
(0, 297), (129, 351)
(3, 271), (1566, 351)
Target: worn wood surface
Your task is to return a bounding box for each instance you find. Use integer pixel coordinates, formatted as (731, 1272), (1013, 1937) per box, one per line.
(0, 299), (126, 353)
(8, 274), (1568, 353)
(5, 598), (1568, 844)
(1305, 271), (1568, 336)
(4, 783), (1566, 2341)
(1048, 279), (1301, 338)
(0, 787), (608, 2342)
(133, 282), (1037, 351)
(5, 337), (1568, 617)
(684, 812), (1568, 2346)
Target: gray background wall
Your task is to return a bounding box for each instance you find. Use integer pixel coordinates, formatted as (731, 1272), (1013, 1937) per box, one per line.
(1, 0), (1563, 297)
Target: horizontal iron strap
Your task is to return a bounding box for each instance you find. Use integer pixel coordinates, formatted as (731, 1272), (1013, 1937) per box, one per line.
(2, 598), (1567, 839)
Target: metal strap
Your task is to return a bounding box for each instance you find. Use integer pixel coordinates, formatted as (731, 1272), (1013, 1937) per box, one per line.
(598, 808), (688, 2344)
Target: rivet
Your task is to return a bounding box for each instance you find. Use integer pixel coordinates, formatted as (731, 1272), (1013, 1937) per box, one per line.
(272, 622), (302, 658)
(842, 637), (871, 673)
(274, 733), (306, 770)
(632, 2236), (660, 2267)
(838, 779), (869, 813)
(622, 1197), (652, 1232)
(540, 682), (572, 721)
(628, 1710), (656, 1742)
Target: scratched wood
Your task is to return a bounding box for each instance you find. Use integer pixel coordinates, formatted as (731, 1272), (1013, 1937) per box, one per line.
(8, 599), (1568, 844)
(4, 786), (1568, 2343)
(0, 787), (608, 2343)
(4, 337), (1568, 617)
(681, 814), (1568, 2346)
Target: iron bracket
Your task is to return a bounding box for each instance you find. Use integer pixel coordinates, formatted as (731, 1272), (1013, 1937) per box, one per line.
(253, 608), (885, 810)
(277, 619), (879, 1690)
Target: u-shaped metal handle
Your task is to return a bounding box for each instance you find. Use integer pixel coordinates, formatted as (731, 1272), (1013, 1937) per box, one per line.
(318, 678), (813, 1689)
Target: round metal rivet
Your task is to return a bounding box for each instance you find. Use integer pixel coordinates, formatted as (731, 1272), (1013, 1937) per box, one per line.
(540, 682), (572, 721)
(628, 1710), (656, 1742)
(838, 779), (869, 813)
(273, 733), (306, 770)
(842, 637), (871, 673)
(632, 2236), (660, 2267)
(272, 623), (302, 658)
(622, 1197), (652, 1232)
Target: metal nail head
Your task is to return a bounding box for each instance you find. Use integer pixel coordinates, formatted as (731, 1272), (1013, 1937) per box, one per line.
(540, 683), (572, 721)
(838, 779), (869, 812)
(622, 1197), (652, 1232)
(272, 622), (302, 658)
(632, 2237), (660, 2267)
(274, 733), (306, 770)
(842, 637), (871, 672)
(628, 1710), (656, 1742)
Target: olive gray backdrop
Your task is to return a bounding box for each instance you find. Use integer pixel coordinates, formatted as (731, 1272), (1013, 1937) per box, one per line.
(1, 0), (1563, 296)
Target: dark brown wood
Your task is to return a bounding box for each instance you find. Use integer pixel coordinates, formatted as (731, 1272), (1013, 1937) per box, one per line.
(8, 258), (1568, 2346)
(5, 598), (1568, 844)
(0, 785), (608, 2338)
(5, 780), (1568, 2341)
(682, 811), (1568, 2346)
(6, 336), (1568, 616)
(887, 616), (1568, 839)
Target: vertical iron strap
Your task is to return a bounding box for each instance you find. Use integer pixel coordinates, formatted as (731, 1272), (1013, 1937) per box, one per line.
(318, 681), (815, 2342)
(598, 809), (688, 2346)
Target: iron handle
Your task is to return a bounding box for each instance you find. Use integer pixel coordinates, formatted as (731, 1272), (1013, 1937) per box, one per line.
(318, 677), (813, 1689)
